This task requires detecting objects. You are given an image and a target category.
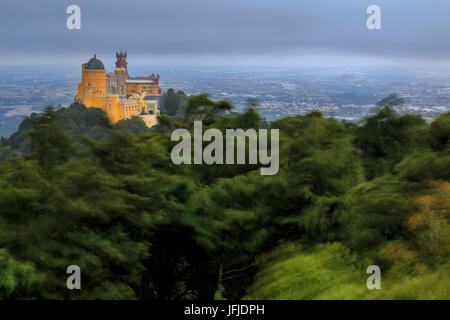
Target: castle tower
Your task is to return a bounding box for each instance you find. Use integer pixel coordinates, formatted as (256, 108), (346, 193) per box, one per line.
(111, 51), (128, 96)
(76, 54), (107, 100)
(115, 51), (128, 71)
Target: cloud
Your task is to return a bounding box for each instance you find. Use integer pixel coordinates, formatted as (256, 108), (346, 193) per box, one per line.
(1, 0), (449, 64)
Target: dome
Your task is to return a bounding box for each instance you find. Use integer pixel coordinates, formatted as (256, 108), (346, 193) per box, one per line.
(85, 54), (105, 70)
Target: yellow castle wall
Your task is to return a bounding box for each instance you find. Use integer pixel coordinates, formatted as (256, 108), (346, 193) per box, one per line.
(139, 115), (159, 128)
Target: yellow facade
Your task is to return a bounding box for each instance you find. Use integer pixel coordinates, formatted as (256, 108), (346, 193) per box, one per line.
(76, 54), (160, 127)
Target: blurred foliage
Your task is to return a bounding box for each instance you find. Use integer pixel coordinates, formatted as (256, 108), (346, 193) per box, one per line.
(0, 93), (448, 299)
(245, 242), (449, 300)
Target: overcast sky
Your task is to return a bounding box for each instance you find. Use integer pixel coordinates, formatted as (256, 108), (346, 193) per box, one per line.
(1, 0), (450, 67)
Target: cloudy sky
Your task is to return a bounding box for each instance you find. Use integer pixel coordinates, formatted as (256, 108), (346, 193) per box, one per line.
(1, 0), (449, 67)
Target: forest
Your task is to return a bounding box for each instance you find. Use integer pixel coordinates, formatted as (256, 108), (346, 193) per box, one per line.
(0, 90), (448, 299)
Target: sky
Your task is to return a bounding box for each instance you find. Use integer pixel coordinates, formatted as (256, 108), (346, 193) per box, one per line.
(1, 0), (450, 67)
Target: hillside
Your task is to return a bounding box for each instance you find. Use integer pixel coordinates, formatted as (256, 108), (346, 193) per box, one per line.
(0, 96), (448, 299)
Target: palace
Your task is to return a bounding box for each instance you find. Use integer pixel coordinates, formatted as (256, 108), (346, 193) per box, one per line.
(76, 52), (161, 127)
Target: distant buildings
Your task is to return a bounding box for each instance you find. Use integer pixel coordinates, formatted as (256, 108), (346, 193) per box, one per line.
(76, 52), (161, 127)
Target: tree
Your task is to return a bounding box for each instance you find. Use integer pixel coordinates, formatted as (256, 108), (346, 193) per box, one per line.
(184, 94), (234, 127)
(115, 116), (149, 134)
(27, 106), (75, 172)
(161, 89), (188, 116)
(408, 181), (450, 262)
(355, 103), (428, 178)
(430, 112), (450, 151)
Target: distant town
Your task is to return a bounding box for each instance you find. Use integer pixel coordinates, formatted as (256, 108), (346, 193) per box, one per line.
(1, 64), (450, 137)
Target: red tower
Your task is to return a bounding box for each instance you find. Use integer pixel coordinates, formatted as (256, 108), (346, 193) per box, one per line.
(115, 51), (128, 70)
